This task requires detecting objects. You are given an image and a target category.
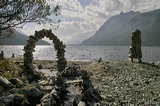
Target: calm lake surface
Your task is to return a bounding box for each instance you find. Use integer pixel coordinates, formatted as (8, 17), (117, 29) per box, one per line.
(0, 45), (160, 62)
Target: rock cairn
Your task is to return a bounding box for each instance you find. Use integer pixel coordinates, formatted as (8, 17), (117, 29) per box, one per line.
(40, 72), (68, 106)
(128, 29), (142, 63)
(81, 72), (102, 105)
(23, 29), (67, 72)
(0, 51), (4, 60)
(61, 64), (102, 105)
(0, 73), (68, 106)
(61, 64), (85, 77)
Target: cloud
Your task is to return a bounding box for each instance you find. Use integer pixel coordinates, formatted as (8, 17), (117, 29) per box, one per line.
(120, 0), (160, 12)
(19, 0), (160, 44)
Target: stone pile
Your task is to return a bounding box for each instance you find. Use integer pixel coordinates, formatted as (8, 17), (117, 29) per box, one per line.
(128, 29), (142, 63)
(80, 72), (102, 105)
(0, 73), (67, 106)
(61, 64), (86, 77)
(23, 29), (67, 72)
(40, 73), (68, 106)
(61, 64), (102, 105)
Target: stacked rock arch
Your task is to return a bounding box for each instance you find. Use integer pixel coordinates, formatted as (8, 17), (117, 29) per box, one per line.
(23, 29), (67, 72)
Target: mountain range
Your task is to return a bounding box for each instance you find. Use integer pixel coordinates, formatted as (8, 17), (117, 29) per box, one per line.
(1, 31), (50, 45)
(81, 9), (160, 46)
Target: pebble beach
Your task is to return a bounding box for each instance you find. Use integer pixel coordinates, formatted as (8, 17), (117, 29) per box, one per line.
(0, 58), (160, 105)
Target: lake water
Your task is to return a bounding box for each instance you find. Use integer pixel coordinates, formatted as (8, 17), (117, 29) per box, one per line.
(0, 45), (160, 62)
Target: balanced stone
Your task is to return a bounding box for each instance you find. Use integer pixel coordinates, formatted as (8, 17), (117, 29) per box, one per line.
(56, 54), (65, 57)
(47, 29), (52, 37)
(24, 59), (33, 64)
(43, 29), (48, 37)
(57, 56), (65, 60)
(57, 56), (65, 59)
(39, 30), (45, 38)
(24, 45), (35, 49)
(25, 63), (34, 70)
(57, 57), (66, 60)
(54, 43), (65, 50)
(23, 48), (35, 52)
(26, 42), (36, 46)
(26, 39), (37, 43)
(24, 53), (33, 59)
(57, 49), (66, 54)
(24, 56), (33, 60)
(58, 44), (66, 49)
(24, 46), (35, 50)
(52, 39), (61, 45)
(29, 35), (38, 41)
(44, 29), (50, 38)
(35, 30), (44, 39)
(57, 64), (66, 67)
(54, 44), (63, 50)
(34, 31), (42, 39)
(56, 59), (67, 63)
(49, 34), (57, 40)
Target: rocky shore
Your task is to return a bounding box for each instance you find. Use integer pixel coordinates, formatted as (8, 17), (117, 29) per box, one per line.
(85, 61), (160, 105)
(0, 58), (160, 105)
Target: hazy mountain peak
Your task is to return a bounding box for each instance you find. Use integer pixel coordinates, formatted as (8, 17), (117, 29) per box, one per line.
(81, 9), (160, 46)
(2, 30), (50, 45)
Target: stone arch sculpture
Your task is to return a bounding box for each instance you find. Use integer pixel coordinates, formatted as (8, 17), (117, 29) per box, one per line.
(23, 29), (67, 72)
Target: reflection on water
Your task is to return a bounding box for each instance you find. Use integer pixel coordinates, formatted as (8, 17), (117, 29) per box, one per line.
(0, 45), (160, 62)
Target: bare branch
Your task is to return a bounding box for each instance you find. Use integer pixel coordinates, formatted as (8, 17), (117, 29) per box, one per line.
(0, 0), (61, 31)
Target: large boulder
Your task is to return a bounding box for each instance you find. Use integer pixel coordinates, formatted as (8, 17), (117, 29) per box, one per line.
(13, 94), (29, 105)
(0, 94), (14, 106)
(10, 84), (44, 105)
(10, 83), (43, 97)
(0, 76), (13, 88)
(25, 87), (44, 105)
(27, 72), (44, 83)
(26, 87), (44, 98)
(41, 93), (56, 106)
(9, 78), (25, 88)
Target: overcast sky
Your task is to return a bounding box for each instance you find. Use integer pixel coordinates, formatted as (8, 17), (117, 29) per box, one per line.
(18, 0), (160, 44)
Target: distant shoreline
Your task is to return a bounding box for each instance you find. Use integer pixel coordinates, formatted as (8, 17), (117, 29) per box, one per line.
(1, 46), (160, 62)
(8, 57), (160, 66)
